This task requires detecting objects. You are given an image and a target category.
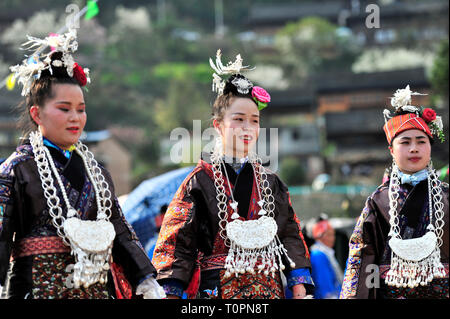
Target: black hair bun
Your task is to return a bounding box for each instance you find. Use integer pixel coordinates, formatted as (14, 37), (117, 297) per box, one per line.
(223, 74), (254, 98)
(393, 108), (415, 116)
(40, 51), (71, 79)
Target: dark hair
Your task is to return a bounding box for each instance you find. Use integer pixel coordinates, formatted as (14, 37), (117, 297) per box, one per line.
(211, 74), (256, 122)
(393, 108), (413, 117)
(16, 51), (80, 139)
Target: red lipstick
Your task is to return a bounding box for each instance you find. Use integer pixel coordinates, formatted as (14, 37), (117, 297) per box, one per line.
(67, 127), (79, 133)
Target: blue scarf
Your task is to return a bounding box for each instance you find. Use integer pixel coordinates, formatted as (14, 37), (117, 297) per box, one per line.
(223, 155), (248, 174)
(43, 137), (73, 159)
(398, 168), (428, 186)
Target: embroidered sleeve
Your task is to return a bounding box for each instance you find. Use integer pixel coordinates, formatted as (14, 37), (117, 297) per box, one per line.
(113, 197), (145, 250)
(273, 175), (311, 269)
(153, 167), (202, 285)
(101, 167), (156, 285)
(0, 174), (13, 234)
(101, 167), (146, 250)
(159, 279), (185, 298)
(152, 198), (195, 280)
(0, 158), (19, 285)
(286, 267), (314, 288)
(339, 197), (373, 299)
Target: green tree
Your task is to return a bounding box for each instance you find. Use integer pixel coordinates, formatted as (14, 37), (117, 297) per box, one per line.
(275, 17), (361, 84)
(279, 156), (306, 185)
(430, 39), (449, 99)
(154, 76), (211, 133)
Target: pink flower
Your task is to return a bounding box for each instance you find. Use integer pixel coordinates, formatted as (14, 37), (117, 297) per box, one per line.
(48, 33), (59, 51)
(252, 86), (271, 103)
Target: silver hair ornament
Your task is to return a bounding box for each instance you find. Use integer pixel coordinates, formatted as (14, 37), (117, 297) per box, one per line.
(209, 49), (254, 96)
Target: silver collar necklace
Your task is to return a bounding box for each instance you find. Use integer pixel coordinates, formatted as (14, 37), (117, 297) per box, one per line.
(386, 161), (446, 288)
(211, 137), (296, 277)
(29, 129), (115, 289)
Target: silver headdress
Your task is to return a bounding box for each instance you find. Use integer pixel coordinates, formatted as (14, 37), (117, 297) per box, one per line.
(9, 28), (90, 96)
(382, 85), (445, 143)
(383, 85), (426, 121)
(209, 49), (254, 96)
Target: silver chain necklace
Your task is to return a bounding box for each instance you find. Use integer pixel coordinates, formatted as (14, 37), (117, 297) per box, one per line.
(386, 162), (446, 288)
(210, 139), (295, 278)
(29, 130), (116, 289)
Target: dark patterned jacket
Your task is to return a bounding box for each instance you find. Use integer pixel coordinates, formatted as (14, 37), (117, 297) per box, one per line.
(340, 179), (449, 299)
(0, 142), (155, 298)
(152, 152), (313, 298)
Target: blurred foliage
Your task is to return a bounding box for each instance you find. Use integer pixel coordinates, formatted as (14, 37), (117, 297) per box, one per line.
(430, 39), (449, 98)
(0, 0), (448, 185)
(153, 78), (211, 133)
(275, 17), (362, 84)
(279, 156), (306, 185)
(0, 0), (275, 182)
(352, 48), (435, 73)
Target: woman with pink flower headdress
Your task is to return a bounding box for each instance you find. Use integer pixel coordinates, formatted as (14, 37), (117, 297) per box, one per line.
(340, 85), (448, 299)
(152, 50), (314, 299)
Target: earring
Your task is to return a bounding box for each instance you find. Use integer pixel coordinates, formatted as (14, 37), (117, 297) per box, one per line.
(214, 136), (224, 157)
(427, 159), (433, 170)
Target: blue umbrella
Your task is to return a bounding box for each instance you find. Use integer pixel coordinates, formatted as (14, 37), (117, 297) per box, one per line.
(122, 166), (194, 255)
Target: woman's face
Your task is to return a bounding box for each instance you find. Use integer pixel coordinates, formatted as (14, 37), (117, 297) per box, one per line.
(30, 83), (86, 149)
(390, 129), (431, 174)
(214, 97), (260, 158)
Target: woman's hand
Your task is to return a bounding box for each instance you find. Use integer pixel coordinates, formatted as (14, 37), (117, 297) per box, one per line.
(292, 283), (307, 299)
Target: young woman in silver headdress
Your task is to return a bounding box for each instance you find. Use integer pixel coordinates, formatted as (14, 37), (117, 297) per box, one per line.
(340, 86), (448, 299)
(0, 29), (164, 299)
(152, 50), (314, 299)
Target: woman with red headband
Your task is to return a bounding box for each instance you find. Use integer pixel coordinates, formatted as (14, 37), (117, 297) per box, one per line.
(340, 86), (448, 299)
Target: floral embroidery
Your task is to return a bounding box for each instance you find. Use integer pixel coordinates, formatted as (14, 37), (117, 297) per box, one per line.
(31, 253), (109, 299)
(287, 274), (314, 288)
(340, 198), (372, 299)
(220, 269), (284, 299)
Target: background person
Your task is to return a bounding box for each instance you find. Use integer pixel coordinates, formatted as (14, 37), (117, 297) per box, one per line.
(310, 218), (343, 299)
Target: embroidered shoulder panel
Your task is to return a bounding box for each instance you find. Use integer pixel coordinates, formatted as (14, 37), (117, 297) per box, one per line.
(1, 145), (33, 209)
(0, 144), (34, 176)
(152, 166), (202, 271)
(339, 196), (373, 299)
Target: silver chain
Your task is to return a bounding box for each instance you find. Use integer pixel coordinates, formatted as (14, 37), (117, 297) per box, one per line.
(31, 131), (69, 244)
(388, 163), (402, 238)
(75, 141), (112, 219)
(29, 130), (112, 246)
(250, 153), (275, 218)
(427, 166), (445, 247)
(388, 161), (445, 245)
